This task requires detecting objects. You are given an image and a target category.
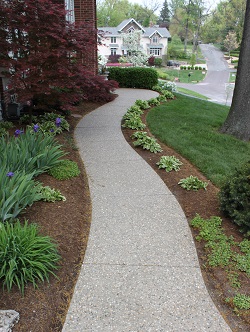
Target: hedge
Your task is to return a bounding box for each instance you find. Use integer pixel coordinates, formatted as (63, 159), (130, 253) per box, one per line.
(108, 67), (158, 89)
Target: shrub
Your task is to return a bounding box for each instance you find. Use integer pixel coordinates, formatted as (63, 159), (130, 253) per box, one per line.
(148, 56), (155, 66)
(219, 161), (250, 231)
(148, 98), (160, 106)
(108, 54), (121, 63)
(123, 106), (144, 120)
(0, 220), (60, 294)
(162, 90), (175, 99)
(48, 159), (80, 180)
(152, 85), (163, 94)
(108, 67), (158, 89)
(157, 95), (167, 102)
(154, 58), (162, 67)
(0, 168), (41, 221)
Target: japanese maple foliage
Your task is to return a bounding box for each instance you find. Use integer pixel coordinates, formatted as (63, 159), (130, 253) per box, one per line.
(0, 0), (118, 111)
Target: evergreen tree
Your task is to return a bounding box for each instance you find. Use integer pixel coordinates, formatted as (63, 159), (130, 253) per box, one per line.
(158, 0), (171, 26)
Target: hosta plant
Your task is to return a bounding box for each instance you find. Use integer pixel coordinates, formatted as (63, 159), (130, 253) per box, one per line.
(122, 115), (146, 130)
(162, 90), (175, 99)
(123, 107), (144, 120)
(157, 95), (167, 103)
(178, 175), (208, 191)
(157, 156), (183, 172)
(48, 159), (80, 180)
(148, 98), (160, 106)
(20, 113), (69, 133)
(37, 185), (66, 202)
(134, 99), (150, 110)
(0, 220), (60, 294)
(132, 133), (162, 153)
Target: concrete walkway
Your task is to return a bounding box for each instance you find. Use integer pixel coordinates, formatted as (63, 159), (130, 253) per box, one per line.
(62, 88), (232, 331)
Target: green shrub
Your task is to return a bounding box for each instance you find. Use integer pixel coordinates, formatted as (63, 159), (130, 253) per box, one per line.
(48, 159), (80, 180)
(108, 67), (158, 89)
(123, 106), (144, 120)
(219, 161), (250, 231)
(0, 121), (14, 130)
(154, 58), (162, 67)
(162, 90), (175, 99)
(0, 168), (41, 221)
(152, 85), (163, 93)
(0, 220), (60, 294)
(157, 95), (167, 102)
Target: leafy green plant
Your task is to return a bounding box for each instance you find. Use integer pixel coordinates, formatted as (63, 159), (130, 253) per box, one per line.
(0, 220), (60, 294)
(132, 132), (162, 153)
(122, 115), (146, 130)
(148, 98), (160, 106)
(152, 85), (163, 94)
(123, 106), (144, 120)
(37, 185), (66, 202)
(162, 90), (175, 99)
(157, 95), (167, 102)
(134, 99), (150, 110)
(0, 168), (41, 221)
(178, 175), (208, 191)
(156, 155), (183, 172)
(227, 294), (250, 310)
(48, 159), (80, 180)
(0, 121), (14, 130)
(219, 161), (250, 232)
(0, 131), (65, 176)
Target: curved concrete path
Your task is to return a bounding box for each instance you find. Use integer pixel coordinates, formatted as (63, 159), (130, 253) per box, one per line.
(62, 88), (231, 331)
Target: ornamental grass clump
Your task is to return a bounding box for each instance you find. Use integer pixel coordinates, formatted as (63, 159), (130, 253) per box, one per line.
(0, 220), (60, 294)
(0, 168), (41, 221)
(0, 131), (65, 176)
(48, 159), (80, 180)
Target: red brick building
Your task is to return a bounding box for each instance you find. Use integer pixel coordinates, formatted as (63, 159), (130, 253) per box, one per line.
(65, 0), (98, 74)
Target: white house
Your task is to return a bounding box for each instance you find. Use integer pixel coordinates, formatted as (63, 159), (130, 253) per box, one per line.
(98, 18), (171, 60)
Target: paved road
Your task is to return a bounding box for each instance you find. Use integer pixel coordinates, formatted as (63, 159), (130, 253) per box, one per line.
(177, 44), (235, 105)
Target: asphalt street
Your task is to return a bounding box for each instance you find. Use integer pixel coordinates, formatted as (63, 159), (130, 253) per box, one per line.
(177, 44), (236, 105)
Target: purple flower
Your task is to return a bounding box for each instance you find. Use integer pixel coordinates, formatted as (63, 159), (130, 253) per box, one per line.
(14, 129), (23, 137)
(55, 117), (61, 127)
(50, 128), (55, 132)
(33, 124), (39, 132)
(7, 172), (14, 177)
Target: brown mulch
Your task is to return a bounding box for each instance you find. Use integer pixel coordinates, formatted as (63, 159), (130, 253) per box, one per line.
(0, 99), (249, 331)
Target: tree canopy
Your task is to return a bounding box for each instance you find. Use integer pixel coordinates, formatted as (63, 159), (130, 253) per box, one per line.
(0, 0), (117, 113)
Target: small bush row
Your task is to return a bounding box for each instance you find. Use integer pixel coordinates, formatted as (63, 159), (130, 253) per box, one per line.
(180, 66), (206, 70)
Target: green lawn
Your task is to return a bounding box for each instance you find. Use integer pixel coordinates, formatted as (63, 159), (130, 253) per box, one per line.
(146, 94), (250, 186)
(156, 68), (206, 83)
(176, 87), (209, 100)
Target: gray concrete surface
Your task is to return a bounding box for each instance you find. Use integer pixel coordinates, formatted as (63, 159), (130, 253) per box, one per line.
(177, 44), (235, 105)
(62, 88), (232, 331)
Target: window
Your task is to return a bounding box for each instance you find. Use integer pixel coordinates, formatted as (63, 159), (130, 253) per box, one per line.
(150, 48), (161, 56)
(152, 35), (158, 43)
(110, 48), (117, 55)
(65, 0), (75, 23)
(111, 37), (116, 43)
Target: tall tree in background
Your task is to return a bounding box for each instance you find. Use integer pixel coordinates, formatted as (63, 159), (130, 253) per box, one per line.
(0, 0), (117, 114)
(220, 0), (250, 141)
(158, 0), (171, 26)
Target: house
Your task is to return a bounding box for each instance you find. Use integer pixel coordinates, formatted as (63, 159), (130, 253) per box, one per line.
(98, 18), (171, 60)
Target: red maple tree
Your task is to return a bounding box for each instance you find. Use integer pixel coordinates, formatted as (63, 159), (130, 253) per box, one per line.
(0, 0), (117, 113)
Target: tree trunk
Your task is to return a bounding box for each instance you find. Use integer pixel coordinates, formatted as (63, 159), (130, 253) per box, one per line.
(220, 0), (250, 141)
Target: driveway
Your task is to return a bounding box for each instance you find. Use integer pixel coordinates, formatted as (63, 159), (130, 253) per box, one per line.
(177, 44), (236, 105)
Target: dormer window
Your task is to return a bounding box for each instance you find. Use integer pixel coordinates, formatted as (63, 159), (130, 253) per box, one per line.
(152, 35), (158, 43)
